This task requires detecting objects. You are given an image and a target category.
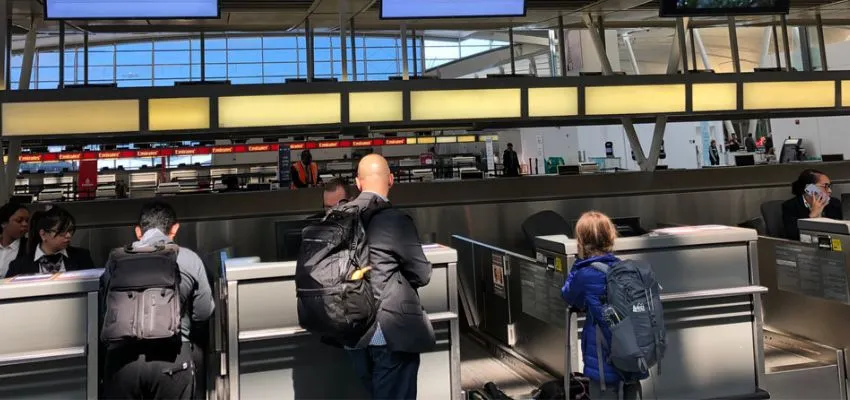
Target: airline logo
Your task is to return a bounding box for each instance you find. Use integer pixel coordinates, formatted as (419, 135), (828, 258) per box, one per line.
(174, 148), (198, 155)
(352, 140), (372, 147)
(385, 138), (406, 145)
(248, 144), (271, 152)
(19, 154), (42, 162)
(59, 153), (82, 161)
(137, 150), (160, 157)
(318, 141), (339, 148)
(99, 151), (121, 159)
(289, 143), (306, 150)
(212, 146), (233, 154)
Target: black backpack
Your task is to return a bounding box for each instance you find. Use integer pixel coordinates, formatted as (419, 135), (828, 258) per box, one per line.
(295, 203), (380, 345)
(101, 244), (182, 344)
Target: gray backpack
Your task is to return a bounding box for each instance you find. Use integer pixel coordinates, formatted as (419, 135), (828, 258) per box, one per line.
(591, 260), (666, 386)
(101, 244), (182, 343)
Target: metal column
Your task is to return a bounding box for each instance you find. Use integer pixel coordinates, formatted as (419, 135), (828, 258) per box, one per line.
(558, 16), (567, 76)
(508, 27), (516, 75)
(59, 23), (65, 88)
(350, 18), (357, 79)
(0, 1), (7, 203)
(816, 13), (828, 71)
(695, 29), (738, 140)
(338, 0), (349, 82)
(411, 29), (418, 77)
(728, 17), (741, 73)
(796, 27), (811, 71)
(772, 24), (781, 68)
(83, 32), (89, 84)
(622, 33), (640, 75)
(200, 32), (206, 80)
(19, 19), (38, 90)
(548, 29), (558, 77)
(400, 25), (409, 80)
(780, 15), (792, 71)
(747, 27), (774, 137)
(676, 18), (689, 73)
(305, 19), (314, 82)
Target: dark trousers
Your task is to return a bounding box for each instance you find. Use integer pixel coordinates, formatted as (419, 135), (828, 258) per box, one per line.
(348, 346), (420, 400)
(101, 341), (204, 400)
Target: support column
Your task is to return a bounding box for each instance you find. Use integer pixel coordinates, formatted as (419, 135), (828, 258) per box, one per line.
(747, 27), (773, 137)
(816, 12), (828, 71)
(400, 25), (409, 80)
(59, 23), (65, 87)
(772, 24), (781, 68)
(338, 0), (349, 82)
(694, 29), (738, 140)
(547, 29), (558, 77)
(795, 27), (810, 72)
(728, 17), (741, 73)
(558, 16), (567, 76)
(19, 19), (39, 90)
(622, 33), (640, 75)
(411, 29), (418, 77)
(676, 17), (689, 73)
(780, 15), (792, 71)
(508, 27), (516, 75)
(200, 32), (206, 80)
(0, 1), (8, 202)
(305, 19), (315, 82)
(83, 31), (89, 84)
(350, 18), (357, 80)
(2, 15), (33, 203)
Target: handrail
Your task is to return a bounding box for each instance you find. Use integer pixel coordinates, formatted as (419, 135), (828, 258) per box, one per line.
(451, 234), (539, 262)
(0, 346), (86, 367)
(661, 286), (768, 302)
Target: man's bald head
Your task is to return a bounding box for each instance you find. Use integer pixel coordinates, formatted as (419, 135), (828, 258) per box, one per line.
(356, 154), (394, 198)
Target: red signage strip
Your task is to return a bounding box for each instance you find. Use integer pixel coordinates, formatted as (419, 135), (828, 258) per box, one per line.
(17, 138), (449, 163)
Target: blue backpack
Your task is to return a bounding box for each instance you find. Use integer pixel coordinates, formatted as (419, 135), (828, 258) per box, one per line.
(590, 260), (666, 388)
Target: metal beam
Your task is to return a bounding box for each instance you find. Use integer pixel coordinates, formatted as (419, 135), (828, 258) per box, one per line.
(622, 33), (640, 75)
(508, 28), (516, 75)
(728, 17), (740, 73)
(83, 31), (89, 84)
(59, 23), (65, 87)
(780, 15), (792, 71)
(558, 16), (568, 76)
(200, 32), (206, 80)
(772, 24), (781, 68)
(305, 19), (314, 82)
(425, 44), (547, 78)
(816, 12), (828, 71)
(747, 27), (773, 138)
(19, 19), (38, 91)
(338, 0), (349, 82)
(676, 17), (689, 73)
(350, 18), (357, 79)
(401, 25), (409, 80)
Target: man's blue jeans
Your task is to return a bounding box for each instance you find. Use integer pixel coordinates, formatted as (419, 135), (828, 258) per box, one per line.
(348, 346), (421, 400)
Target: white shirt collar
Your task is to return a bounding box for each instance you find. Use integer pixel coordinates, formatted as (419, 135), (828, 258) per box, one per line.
(0, 238), (20, 251)
(34, 245), (68, 261)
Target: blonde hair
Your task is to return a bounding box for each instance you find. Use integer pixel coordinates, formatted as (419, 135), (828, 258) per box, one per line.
(575, 211), (617, 259)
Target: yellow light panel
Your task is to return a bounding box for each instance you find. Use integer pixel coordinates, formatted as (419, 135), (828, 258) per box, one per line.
(457, 135), (477, 143)
(436, 136), (457, 143)
(218, 93), (341, 128)
(528, 87), (579, 117)
(692, 83), (737, 112)
(585, 84), (686, 115)
(743, 81), (835, 110)
(406, 137), (417, 144)
(3, 100), (140, 136)
(840, 81), (850, 107)
(149, 97), (210, 131)
(411, 89), (520, 121)
(349, 92), (403, 123)
(417, 137), (436, 144)
(478, 134), (499, 142)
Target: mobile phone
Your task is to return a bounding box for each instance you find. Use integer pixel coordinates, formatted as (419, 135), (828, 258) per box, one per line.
(805, 184), (826, 202)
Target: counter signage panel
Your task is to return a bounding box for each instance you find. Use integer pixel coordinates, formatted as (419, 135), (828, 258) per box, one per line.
(775, 242), (850, 304)
(385, 138), (406, 146)
(519, 259), (566, 326)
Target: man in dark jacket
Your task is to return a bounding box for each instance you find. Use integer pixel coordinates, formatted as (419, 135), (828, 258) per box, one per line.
(503, 143), (521, 177)
(100, 201), (215, 399)
(347, 154), (434, 400)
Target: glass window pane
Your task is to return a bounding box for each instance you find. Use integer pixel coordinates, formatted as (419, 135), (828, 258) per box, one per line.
(38, 51), (60, 67)
(119, 79), (151, 87)
(37, 81), (58, 90)
(262, 49), (297, 63)
(11, 55), (22, 68)
(206, 64), (227, 79)
(230, 77), (263, 84)
(366, 73), (391, 81)
(191, 50), (201, 64)
(117, 42), (152, 51)
(263, 36), (296, 49)
(367, 60), (398, 74)
(154, 79), (176, 86)
(155, 51), (190, 64)
(315, 48), (332, 62)
(315, 61), (331, 75)
(64, 50), (77, 67)
(64, 67), (76, 83)
(38, 67), (59, 81)
(89, 66), (114, 81)
(205, 38), (226, 50)
(117, 65), (152, 80)
(155, 40), (190, 50)
(117, 51), (152, 65)
(314, 36), (331, 49)
(227, 63), (262, 78)
(366, 37), (397, 47)
(227, 50), (261, 63)
(263, 76), (285, 84)
(205, 50), (227, 64)
(263, 62), (297, 77)
(366, 47), (396, 60)
(191, 64), (201, 79)
(228, 37), (261, 49)
(88, 51), (114, 66)
(154, 65), (190, 79)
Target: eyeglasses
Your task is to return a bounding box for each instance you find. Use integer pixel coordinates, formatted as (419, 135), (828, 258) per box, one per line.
(819, 183), (833, 189)
(47, 229), (75, 237)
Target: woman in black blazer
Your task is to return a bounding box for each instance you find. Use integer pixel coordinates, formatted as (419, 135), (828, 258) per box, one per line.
(6, 206), (94, 277)
(782, 169), (843, 241)
(0, 202), (30, 278)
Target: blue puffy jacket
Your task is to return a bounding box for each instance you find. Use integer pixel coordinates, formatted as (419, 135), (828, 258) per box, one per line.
(561, 253), (648, 384)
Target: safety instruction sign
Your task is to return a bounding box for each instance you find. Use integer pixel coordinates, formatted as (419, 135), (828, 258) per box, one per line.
(492, 254), (506, 299)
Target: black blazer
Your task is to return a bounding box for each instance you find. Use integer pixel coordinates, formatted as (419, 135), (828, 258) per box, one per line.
(6, 246), (95, 277)
(781, 196), (843, 241)
(349, 192), (435, 354)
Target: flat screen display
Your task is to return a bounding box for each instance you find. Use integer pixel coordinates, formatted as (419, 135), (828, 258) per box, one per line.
(380, 0), (526, 19)
(45, 0), (220, 20)
(659, 0), (789, 16)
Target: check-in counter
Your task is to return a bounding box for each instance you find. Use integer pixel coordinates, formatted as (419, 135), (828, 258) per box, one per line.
(531, 225), (767, 399)
(0, 269), (102, 400)
(758, 218), (850, 399)
(224, 244), (461, 400)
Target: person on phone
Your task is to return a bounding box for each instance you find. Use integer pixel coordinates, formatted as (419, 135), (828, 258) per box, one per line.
(782, 169), (843, 241)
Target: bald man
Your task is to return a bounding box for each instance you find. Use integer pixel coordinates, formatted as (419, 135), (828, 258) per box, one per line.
(346, 154), (434, 400)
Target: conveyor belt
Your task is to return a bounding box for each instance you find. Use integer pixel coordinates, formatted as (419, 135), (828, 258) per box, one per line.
(460, 333), (551, 399)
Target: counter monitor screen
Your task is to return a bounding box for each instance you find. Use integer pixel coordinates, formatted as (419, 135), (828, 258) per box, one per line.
(380, 0), (526, 19)
(659, 0), (789, 17)
(275, 218), (320, 261)
(45, 0), (220, 20)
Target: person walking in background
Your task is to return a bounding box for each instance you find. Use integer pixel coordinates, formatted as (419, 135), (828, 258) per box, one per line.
(709, 140), (720, 166)
(502, 143), (521, 177)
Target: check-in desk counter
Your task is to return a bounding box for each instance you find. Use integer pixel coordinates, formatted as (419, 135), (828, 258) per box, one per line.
(224, 244), (460, 400)
(534, 225), (767, 399)
(0, 270), (102, 400)
(758, 218), (850, 399)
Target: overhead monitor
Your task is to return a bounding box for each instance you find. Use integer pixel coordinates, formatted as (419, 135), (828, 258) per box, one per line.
(659, 0), (789, 17)
(380, 0), (526, 19)
(44, 0), (220, 20)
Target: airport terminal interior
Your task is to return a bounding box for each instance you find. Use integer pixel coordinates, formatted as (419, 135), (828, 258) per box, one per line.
(7, 0), (850, 399)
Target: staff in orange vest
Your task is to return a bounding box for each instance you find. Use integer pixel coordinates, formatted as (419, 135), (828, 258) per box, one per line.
(291, 150), (320, 189)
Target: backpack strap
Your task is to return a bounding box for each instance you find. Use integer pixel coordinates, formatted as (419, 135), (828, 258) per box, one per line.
(589, 262), (610, 274)
(596, 325), (607, 393)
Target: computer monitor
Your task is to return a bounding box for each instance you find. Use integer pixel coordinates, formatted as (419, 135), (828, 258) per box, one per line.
(735, 154), (756, 166)
(568, 216), (646, 238)
(274, 218), (320, 261)
(779, 138), (803, 163)
(822, 154), (844, 162)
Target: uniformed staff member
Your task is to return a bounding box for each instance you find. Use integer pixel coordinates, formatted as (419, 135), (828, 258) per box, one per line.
(100, 202), (214, 399)
(291, 150), (321, 189)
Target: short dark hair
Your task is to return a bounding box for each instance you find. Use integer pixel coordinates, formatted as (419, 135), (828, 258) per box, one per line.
(791, 168), (826, 196)
(138, 201), (177, 233)
(0, 202), (27, 225)
(323, 178), (360, 200)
